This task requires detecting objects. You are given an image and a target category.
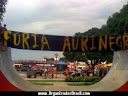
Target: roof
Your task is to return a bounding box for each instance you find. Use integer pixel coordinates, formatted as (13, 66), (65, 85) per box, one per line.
(54, 61), (67, 65)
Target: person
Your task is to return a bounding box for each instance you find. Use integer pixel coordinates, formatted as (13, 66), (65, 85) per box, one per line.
(99, 64), (104, 78)
(0, 23), (7, 51)
(44, 68), (48, 79)
(71, 70), (76, 78)
(81, 67), (86, 78)
(86, 66), (90, 77)
(77, 68), (81, 76)
(0, 23), (3, 42)
(94, 67), (99, 76)
(104, 68), (108, 77)
(66, 67), (69, 78)
(94, 68), (97, 76)
(3, 24), (7, 31)
(75, 70), (78, 76)
(51, 67), (54, 78)
(28, 65), (32, 71)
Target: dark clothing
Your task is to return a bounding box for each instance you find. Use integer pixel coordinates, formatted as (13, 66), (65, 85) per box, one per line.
(72, 74), (75, 78)
(3, 27), (7, 31)
(81, 70), (86, 78)
(0, 27), (3, 42)
(0, 27), (3, 33)
(99, 70), (102, 78)
(104, 69), (107, 76)
(77, 73), (80, 76)
(52, 74), (54, 78)
(0, 33), (3, 41)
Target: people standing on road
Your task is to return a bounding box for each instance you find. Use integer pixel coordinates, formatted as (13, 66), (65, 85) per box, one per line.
(28, 65), (31, 71)
(44, 68), (48, 79)
(66, 67), (69, 78)
(51, 67), (54, 78)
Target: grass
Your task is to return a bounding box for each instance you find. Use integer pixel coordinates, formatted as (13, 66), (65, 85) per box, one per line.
(67, 82), (96, 86)
(27, 80), (97, 86)
(27, 76), (100, 86)
(27, 78), (65, 86)
(27, 80), (54, 85)
(27, 80), (65, 82)
(32, 82), (53, 85)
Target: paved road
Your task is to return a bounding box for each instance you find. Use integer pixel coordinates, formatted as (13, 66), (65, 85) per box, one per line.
(19, 72), (69, 87)
(19, 72), (66, 80)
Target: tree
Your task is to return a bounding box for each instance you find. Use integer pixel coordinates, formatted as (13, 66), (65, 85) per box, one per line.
(63, 52), (76, 62)
(103, 4), (128, 35)
(63, 3), (128, 71)
(0, 0), (8, 21)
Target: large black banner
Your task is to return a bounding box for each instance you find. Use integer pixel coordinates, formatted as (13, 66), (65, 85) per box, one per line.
(3, 31), (128, 52)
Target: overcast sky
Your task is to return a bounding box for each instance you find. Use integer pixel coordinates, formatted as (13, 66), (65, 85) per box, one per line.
(2, 0), (128, 60)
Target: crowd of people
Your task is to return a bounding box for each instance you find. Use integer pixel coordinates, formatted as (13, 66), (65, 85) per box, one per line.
(66, 63), (111, 79)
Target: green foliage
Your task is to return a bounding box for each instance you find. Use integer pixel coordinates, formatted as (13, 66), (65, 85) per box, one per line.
(65, 76), (101, 82)
(85, 51), (113, 62)
(63, 3), (128, 65)
(84, 77), (92, 82)
(72, 76), (84, 82)
(63, 52), (87, 62)
(32, 82), (53, 85)
(0, 0), (8, 20)
(65, 76), (73, 82)
(103, 4), (128, 35)
(84, 76), (101, 82)
(27, 80), (64, 82)
(67, 82), (94, 86)
(63, 52), (76, 62)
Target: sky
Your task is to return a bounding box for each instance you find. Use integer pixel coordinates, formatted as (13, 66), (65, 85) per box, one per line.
(2, 0), (128, 60)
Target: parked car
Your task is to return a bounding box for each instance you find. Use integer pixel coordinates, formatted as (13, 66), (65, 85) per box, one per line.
(27, 65), (43, 78)
(21, 67), (29, 71)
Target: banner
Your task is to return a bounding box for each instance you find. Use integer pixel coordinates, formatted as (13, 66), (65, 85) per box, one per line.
(3, 30), (128, 52)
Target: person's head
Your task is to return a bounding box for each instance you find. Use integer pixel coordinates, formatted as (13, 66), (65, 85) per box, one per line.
(4, 24), (6, 27)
